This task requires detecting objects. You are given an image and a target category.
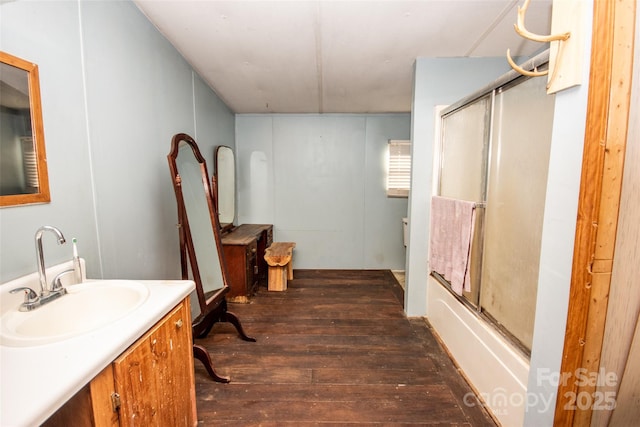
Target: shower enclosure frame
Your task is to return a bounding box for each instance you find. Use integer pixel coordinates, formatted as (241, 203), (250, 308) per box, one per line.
(433, 50), (554, 356)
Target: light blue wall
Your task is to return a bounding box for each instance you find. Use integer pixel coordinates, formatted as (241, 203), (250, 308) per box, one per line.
(235, 114), (410, 270)
(0, 0), (234, 283)
(406, 57), (510, 316)
(0, 0), (97, 282)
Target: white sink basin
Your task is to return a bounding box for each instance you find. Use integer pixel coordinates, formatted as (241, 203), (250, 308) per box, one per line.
(0, 280), (149, 347)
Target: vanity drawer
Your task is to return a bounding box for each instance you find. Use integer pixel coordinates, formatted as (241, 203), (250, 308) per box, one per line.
(245, 240), (258, 289)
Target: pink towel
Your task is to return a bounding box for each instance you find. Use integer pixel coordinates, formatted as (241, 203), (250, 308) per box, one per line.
(429, 196), (477, 295)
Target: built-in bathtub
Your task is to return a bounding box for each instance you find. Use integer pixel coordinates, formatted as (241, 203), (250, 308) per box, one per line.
(426, 276), (530, 426)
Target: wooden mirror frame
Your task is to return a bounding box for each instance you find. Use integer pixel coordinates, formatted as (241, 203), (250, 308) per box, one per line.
(168, 134), (229, 316)
(168, 133), (255, 383)
(0, 51), (50, 207)
(213, 145), (235, 234)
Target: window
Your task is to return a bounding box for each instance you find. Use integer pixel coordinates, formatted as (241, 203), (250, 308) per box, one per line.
(386, 140), (411, 197)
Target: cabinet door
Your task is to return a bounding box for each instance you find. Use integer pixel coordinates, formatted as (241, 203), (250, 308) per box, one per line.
(222, 244), (249, 299)
(223, 240), (258, 301)
(113, 300), (196, 426)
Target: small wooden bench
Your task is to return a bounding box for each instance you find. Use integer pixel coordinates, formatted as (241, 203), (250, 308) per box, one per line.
(264, 242), (296, 291)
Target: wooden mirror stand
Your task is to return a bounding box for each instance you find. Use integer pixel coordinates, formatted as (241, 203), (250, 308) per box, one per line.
(168, 133), (255, 383)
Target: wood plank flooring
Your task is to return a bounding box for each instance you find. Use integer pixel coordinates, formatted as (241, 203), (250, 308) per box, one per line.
(194, 269), (497, 426)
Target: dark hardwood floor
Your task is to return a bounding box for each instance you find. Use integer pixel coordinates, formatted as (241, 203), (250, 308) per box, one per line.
(194, 269), (497, 426)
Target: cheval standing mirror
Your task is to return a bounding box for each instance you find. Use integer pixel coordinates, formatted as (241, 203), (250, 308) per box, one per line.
(168, 133), (255, 383)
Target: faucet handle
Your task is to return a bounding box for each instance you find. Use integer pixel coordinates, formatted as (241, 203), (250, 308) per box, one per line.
(10, 287), (39, 303)
(52, 269), (75, 291)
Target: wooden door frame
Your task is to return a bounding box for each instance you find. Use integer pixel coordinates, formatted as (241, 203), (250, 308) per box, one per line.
(554, 0), (636, 425)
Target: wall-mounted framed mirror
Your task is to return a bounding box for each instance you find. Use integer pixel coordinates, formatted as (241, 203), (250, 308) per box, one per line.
(214, 145), (235, 233)
(0, 51), (50, 207)
(168, 133), (255, 383)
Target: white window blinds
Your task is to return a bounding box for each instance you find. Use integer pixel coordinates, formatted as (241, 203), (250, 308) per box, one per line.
(387, 140), (411, 197)
(20, 137), (39, 190)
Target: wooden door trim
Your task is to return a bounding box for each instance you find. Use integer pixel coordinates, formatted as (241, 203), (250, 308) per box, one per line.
(554, 0), (636, 425)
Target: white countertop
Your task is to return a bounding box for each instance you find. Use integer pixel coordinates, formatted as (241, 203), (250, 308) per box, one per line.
(0, 262), (195, 427)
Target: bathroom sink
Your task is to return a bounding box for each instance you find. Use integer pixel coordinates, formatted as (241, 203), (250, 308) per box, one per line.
(0, 280), (149, 347)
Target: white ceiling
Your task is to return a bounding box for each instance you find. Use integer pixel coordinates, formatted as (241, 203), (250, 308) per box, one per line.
(133, 0), (553, 114)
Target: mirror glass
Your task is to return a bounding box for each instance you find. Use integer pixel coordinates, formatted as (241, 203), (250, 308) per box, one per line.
(214, 145), (235, 228)
(169, 134), (228, 321)
(0, 51), (50, 207)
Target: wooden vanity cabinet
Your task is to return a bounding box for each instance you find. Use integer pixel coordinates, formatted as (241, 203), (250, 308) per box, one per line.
(112, 300), (196, 426)
(43, 297), (196, 427)
(221, 224), (273, 302)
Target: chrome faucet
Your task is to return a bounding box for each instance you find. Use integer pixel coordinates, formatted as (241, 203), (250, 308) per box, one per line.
(9, 226), (69, 311)
(35, 225), (66, 296)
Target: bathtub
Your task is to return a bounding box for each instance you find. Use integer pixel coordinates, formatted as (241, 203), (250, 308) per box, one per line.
(426, 276), (530, 426)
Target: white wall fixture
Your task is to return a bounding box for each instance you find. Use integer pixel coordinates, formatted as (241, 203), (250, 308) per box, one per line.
(507, 0), (584, 94)
(546, 0), (585, 93)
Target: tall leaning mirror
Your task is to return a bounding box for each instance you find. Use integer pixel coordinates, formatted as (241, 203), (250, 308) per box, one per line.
(213, 145), (235, 233)
(168, 133), (255, 383)
(0, 51), (50, 207)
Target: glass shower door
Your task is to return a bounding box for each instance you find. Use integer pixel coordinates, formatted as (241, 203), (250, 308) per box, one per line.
(479, 76), (555, 350)
(439, 95), (491, 306)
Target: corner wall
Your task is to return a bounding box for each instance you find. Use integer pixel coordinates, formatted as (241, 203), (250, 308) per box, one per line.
(235, 113), (410, 270)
